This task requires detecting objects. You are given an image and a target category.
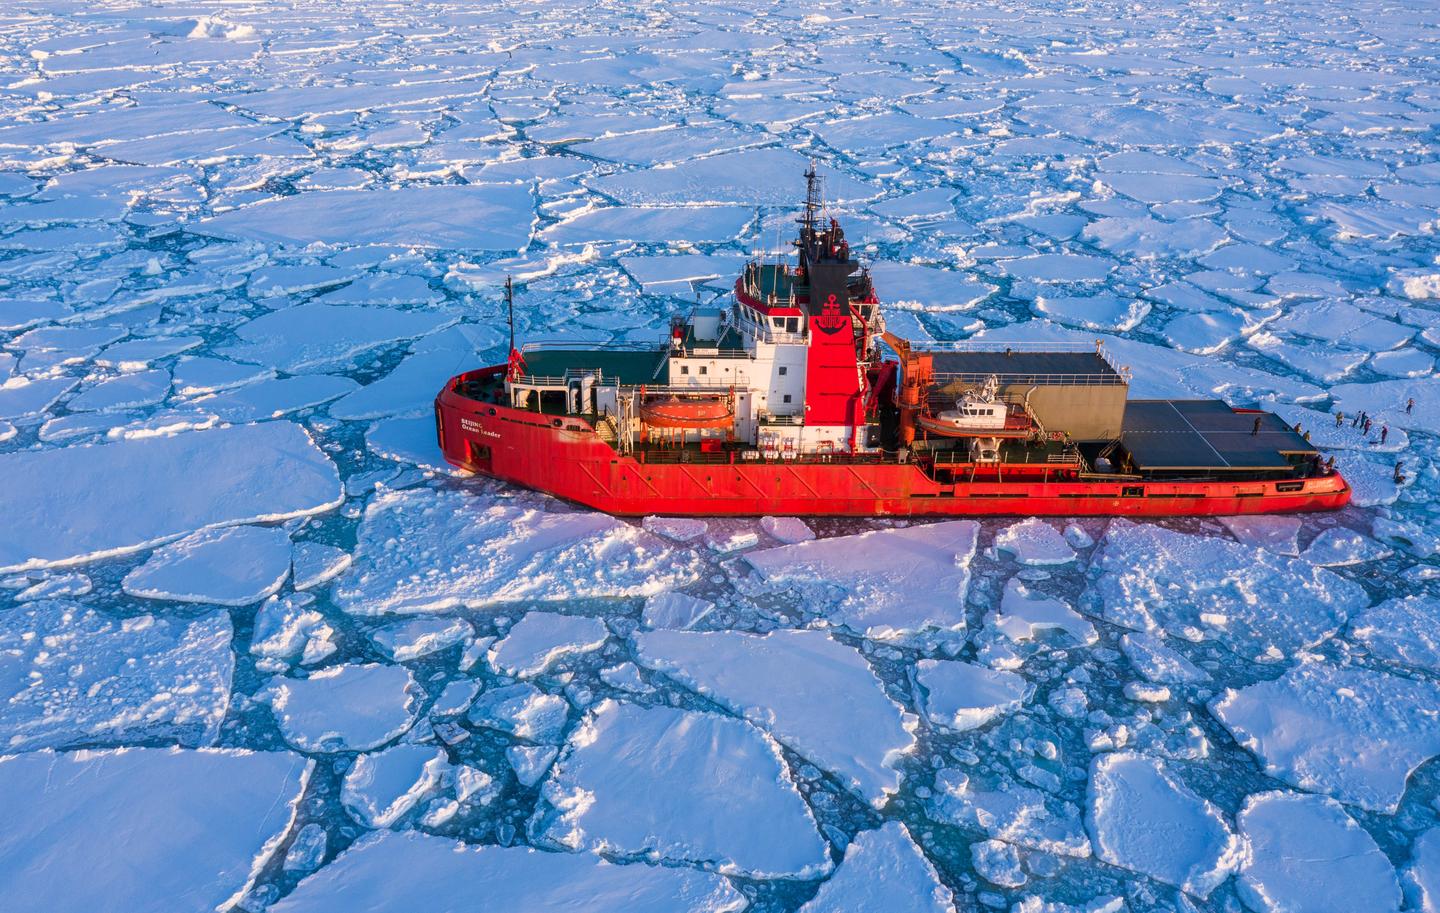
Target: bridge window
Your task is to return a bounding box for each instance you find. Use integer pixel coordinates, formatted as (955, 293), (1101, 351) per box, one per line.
(778, 366), (787, 376)
(699, 365), (708, 375)
(783, 394), (792, 403)
(680, 365), (689, 375)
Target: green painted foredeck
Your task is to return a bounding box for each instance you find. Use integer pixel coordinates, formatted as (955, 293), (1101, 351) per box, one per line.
(520, 348), (670, 385)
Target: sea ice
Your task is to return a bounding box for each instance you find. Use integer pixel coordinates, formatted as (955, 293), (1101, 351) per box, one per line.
(122, 524), (291, 605)
(261, 664), (420, 753)
(868, 261), (994, 310)
(0, 747), (310, 913)
(218, 303), (455, 374)
(1212, 662), (1440, 812)
(1033, 293), (1149, 332)
(489, 612), (609, 677)
(1347, 595), (1440, 673)
(915, 660), (1032, 732)
(972, 838), (1027, 888)
(990, 578), (1097, 645)
(543, 205), (756, 245)
(745, 520), (978, 639)
(1087, 751), (1241, 898)
(760, 516), (815, 544)
(1406, 827), (1440, 913)
(1300, 527), (1392, 566)
(341, 744), (448, 828)
(635, 628), (917, 807)
(508, 745), (560, 787)
(993, 518), (1076, 565)
(642, 591), (716, 630)
(67, 368), (171, 413)
(799, 822), (953, 913)
(468, 682), (569, 744)
(330, 325), (495, 420)
(1119, 633), (1209, 684)
(251, 595), (335, 667)
(270, 831), (746, 913)
(1237, 791), (1400, 913)
(0, 600), (232, 751)
(196, 185), (536, 250)
(291, 540), (352, 590)
(335, 489), (701, 615)
(534, 699), (831, 878)
(371, 616), (474, 662)
(0, 421), (340, 573)
(1092, 521), (1367, 662)
(283, 824), (328, 874)
(928, 769), (1091, 858)
(1219, 515), (1301, 556)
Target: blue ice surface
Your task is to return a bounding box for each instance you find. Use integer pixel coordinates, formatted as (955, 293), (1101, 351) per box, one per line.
(0, 1), (1437, 911)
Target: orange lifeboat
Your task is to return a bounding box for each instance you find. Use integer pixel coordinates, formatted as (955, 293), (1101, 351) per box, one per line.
(639, 394), (734, 429)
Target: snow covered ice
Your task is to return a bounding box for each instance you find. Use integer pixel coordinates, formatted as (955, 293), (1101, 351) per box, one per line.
(1212, 662), (1440, 812)
(3, 0), (1440, 908)
(271, 832), (746, 913)
(745, 520), (978, 639)
(0, 422), (340, 572)
(634, 628), (917, 806)
(1237, 791), (1401, 913)
(1086, 751), (1242, 898)
(533, 699), (832, 879)
(334, 488), (701, 614)
(0, 601), (233, 751)
(799, 822), (954, 913)
(0, 747), (311, 913)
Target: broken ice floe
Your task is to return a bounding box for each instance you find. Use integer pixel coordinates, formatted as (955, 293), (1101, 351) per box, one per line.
(1348, 595), (1440, 673)
(1092, 520), (1367, 661)
(489, 612), (609, 677)
(533, 699), (831, 879)
(799, 822), (953, 913)
(0, 422), (341, 573)
(915, 660), (1032, 732)
(334, 488), (701, 615)
(0, 600), (232, 751)
(745, 520), (978, 639)
(635, 628), (917, 807)
(261, 663), (420, 753)
(122, 524), (292, 605)
(0, 748), (310, 913)
(270, 831), (745, 913)
(1212, 662), (1440, 812)
(341, 743), (448, 828)
(1237, 791), (1401, 913)
(1086, 751), (1241, 898)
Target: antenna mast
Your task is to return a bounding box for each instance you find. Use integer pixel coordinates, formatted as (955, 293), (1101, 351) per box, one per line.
(798, 160), (822, 248)
(505, 275), (515, 354)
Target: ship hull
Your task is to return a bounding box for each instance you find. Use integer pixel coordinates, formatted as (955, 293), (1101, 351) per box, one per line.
(436, 375), (1351, 518)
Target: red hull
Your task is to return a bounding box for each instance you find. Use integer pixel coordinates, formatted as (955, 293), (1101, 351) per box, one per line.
(436, 370), (1351, 518)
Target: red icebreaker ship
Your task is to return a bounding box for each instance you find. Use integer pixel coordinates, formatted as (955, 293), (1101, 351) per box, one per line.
(435, 170), (1350, 518)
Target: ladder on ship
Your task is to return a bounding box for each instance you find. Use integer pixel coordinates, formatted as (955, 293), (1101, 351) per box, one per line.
(596, 416), (619, 445)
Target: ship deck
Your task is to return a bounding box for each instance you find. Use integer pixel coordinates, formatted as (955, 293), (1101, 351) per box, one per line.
(518, 347), (670, 386)
(1120, 400), (1316, 472)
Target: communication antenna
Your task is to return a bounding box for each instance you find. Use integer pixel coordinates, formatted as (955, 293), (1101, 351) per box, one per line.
(505, 275), (515, 354)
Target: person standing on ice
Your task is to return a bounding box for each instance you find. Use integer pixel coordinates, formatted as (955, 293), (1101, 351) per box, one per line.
(1252, 416), (1263, 436)
(1408, 397), (1415, 415)
(1380, 425), (1389, 445)
(1364, 416), (1372, 435)
(1335, 411), (1344, 427)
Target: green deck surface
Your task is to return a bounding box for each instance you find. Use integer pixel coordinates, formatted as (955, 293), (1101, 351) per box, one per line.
(520, 348), (670, 385)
